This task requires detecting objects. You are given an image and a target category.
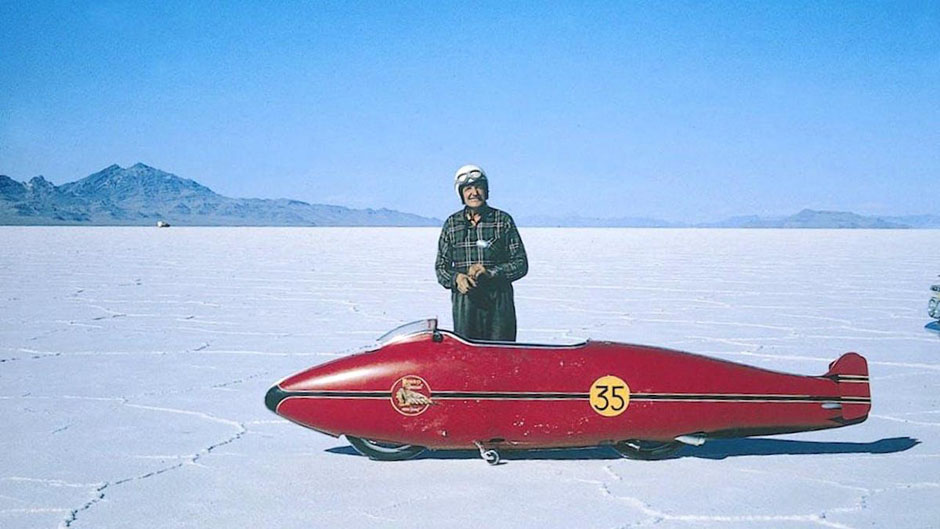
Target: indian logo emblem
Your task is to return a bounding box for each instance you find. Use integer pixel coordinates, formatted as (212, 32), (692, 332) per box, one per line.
(390, 375), (434, 416)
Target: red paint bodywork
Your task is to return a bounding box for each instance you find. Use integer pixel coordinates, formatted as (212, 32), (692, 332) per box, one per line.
(267, 323), (870, 450)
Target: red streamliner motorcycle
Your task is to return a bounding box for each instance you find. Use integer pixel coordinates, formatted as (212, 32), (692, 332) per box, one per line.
(265, 319), (870, 464)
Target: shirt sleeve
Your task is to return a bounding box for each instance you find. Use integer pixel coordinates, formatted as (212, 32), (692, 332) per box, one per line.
(489, 215), (528, 283)
(435, 220), (457, 290)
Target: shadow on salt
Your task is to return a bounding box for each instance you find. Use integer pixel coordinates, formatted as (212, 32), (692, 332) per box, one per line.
(326, 436), (919, 461)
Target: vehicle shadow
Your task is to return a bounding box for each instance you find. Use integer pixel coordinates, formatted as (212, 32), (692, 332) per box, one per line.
(326, 445), (621, 460)
(682, 436), (920, 460)
(326, 436), (919, 461)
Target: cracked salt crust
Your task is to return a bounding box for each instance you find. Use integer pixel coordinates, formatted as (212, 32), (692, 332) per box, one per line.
(1, 227), (938, 529)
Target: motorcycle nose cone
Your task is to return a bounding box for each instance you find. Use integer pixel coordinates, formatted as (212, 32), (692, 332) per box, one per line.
(265, 385), (288, 414)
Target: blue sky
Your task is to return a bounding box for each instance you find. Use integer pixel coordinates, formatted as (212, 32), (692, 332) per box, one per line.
(1, 1), (937, 222)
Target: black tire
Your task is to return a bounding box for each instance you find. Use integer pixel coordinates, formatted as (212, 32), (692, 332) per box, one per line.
(612, 440), (682, 460)
(346, 436), (426, 461)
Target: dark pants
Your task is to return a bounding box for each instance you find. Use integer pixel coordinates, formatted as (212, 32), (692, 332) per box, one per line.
(452, 282), (517, 341)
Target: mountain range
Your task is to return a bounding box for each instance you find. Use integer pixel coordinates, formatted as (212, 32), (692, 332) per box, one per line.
(0, 164), (440, 226)
(2, 164), (938, 228)
(520, 210), (940, 229)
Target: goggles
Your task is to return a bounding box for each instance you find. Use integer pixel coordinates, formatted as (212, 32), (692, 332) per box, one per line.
(455, 169), (484, 185)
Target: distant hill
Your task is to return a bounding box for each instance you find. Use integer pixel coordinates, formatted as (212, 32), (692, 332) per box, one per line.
(883, 214), (940, 229)
(516, 209), (940, 228)
(0, 164), (440, 226)
(703, 209), (919, 229)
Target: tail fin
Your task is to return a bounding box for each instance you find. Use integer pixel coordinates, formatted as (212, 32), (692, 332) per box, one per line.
(824, 353), (871, 422)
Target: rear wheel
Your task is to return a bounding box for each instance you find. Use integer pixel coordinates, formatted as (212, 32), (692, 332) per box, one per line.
(346, 436), (426, 461)
(612, 440), (682, 460)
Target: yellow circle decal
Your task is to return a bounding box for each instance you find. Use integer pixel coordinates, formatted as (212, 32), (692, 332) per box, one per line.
(590, 375), (630, 417)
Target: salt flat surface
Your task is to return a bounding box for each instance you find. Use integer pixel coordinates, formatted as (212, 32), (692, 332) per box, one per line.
(1, 227), (938, 529)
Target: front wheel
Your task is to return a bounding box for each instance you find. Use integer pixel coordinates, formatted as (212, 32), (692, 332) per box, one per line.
(612, 440), (682, 460)
(346, 436), (426, 461)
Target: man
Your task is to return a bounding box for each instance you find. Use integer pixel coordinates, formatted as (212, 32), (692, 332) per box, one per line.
(435, 164), (528, 341)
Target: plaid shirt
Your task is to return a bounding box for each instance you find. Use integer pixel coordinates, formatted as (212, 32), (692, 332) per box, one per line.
(435, 205), (528, 289)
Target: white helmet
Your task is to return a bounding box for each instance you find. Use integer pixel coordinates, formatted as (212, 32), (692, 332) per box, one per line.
(454, 164), (488, 200)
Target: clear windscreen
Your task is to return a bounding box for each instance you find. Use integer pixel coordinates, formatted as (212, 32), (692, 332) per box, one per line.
(376, 318), (438, 346)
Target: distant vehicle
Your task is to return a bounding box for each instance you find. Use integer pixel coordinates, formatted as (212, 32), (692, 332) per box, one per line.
(928, 281), (940, 330)
(265, 319), (871, 464)
(930, 283), (940, 319)
(156, 221), (170, 228)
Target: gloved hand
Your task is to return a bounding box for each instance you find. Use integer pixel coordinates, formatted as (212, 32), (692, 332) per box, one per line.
(467, 263), (487, 280)
(455, 273), (477, 294)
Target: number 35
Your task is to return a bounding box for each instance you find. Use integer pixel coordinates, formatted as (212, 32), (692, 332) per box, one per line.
(589, 376), (630, 416)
